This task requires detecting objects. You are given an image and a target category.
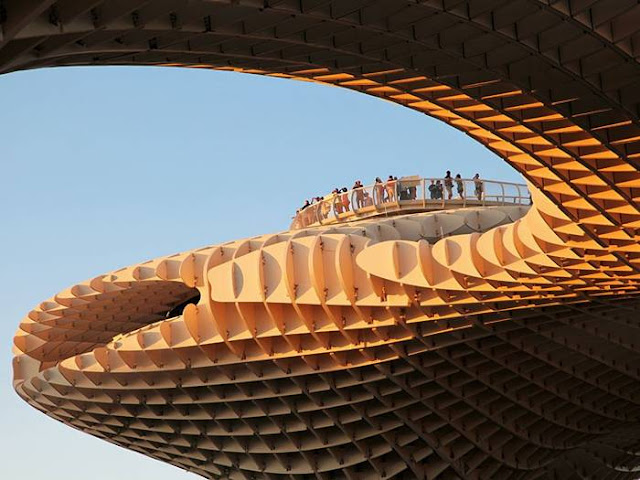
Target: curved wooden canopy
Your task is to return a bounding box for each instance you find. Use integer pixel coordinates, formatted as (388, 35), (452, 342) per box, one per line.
(3, 1), (640, 245)
(7, 1), (640, 479)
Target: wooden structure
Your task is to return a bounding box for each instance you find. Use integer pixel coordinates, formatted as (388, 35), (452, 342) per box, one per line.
(6, 1), (640, 478)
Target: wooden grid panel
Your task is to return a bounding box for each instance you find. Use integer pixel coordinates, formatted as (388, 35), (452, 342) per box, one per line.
(13, 203), (640, 479)
(3, 1), (640, 478)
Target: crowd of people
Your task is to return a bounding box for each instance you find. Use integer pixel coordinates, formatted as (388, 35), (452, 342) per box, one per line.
(428, 171), (484, 201)
(296, 172), (485, 220)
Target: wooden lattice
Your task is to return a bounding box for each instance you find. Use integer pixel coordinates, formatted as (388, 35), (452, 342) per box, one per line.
(6, 1), (640, 479)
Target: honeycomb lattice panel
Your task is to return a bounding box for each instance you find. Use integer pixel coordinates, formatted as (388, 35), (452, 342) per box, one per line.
(13, 202), (640, 479)
(5, 1), (640, 479)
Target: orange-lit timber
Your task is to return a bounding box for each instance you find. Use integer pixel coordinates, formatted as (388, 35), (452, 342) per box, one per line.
(5, 1), (640, 479)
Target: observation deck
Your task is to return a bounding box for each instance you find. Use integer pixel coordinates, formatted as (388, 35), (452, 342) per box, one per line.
(291, 176), (530, 230)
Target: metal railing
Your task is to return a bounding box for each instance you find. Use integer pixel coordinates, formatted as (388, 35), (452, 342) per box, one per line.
(291, 176), (530, 229)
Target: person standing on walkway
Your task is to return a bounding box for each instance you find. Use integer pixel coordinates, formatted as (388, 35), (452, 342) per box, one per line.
(386, 175), (397, 202)
(374, 177), (384, 205)
(428, 180), (437, 199)
(353, 180), (365, 208)
(341, 187), (350, 212)
(444, 171), (453, 200)
(455, 174), (464, 199)
(332, 188), (343, 213)
(473, 173), (483, 201)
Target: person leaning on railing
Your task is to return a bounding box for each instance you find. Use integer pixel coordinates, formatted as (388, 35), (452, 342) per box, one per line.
(385, 175), (397, 202)
(340, 187), (350, 212)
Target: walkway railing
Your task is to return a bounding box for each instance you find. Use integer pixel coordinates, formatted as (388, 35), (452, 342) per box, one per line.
(291, 177), (530, 230)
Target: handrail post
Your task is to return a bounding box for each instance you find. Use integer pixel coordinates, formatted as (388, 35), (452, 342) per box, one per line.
(500, 183), (505, 206)
(422, 178), (426, 208)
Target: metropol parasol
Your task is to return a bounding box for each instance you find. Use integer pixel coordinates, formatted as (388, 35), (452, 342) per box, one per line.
(6, 1), (640, 478)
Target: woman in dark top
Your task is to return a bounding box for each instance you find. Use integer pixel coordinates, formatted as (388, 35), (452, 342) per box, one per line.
(444, 170), (453, 200)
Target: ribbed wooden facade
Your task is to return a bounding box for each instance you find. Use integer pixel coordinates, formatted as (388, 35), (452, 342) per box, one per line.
(7, 1), (640, 478)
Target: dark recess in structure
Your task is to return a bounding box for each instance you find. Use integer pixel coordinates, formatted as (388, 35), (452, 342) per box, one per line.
(166, 291), (201, 319)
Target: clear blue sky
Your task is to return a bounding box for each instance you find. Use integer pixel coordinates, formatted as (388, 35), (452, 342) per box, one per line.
(0, 66), (522, 479)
